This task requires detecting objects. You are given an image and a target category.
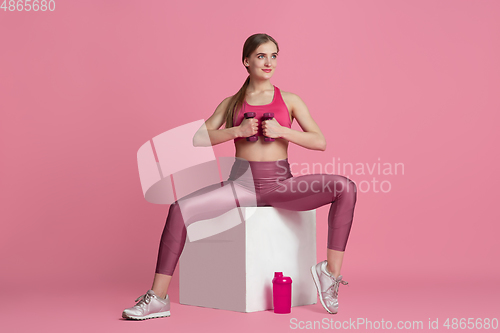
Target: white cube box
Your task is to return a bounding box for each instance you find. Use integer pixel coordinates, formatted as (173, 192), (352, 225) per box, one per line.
(179, 206), (317, 312)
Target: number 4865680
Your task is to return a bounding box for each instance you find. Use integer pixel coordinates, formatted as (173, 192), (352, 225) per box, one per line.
(1, 0), (56, 12)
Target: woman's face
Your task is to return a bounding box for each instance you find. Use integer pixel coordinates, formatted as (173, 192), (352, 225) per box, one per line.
(245, 41), (278, 79)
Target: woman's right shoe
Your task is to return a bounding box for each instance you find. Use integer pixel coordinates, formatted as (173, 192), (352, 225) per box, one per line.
(310, 260), (349, 314)
(122, 290), (171, 320)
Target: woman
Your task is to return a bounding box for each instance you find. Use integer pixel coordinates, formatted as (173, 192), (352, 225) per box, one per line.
(122, 33), (357, 320)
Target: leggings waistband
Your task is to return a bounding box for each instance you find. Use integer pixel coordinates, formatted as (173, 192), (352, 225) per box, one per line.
(230, 157), (292, 180)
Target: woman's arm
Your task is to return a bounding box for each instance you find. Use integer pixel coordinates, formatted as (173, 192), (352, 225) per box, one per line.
(193, 97), (242, 147)
(281, 93), (326, 151)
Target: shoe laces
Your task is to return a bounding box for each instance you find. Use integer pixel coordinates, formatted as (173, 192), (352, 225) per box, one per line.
(325, 274), (349, 299)
(134, 293), (152, 307)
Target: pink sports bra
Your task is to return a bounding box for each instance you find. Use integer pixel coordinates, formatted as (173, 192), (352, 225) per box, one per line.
(233, 85), (292, 142)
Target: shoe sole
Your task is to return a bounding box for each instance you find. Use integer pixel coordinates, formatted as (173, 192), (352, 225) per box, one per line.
(122, 311), (171, 320)
(310, 265), (337, 314)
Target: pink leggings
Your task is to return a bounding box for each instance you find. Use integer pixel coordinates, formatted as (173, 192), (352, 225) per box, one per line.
(155, 158), (357, 276)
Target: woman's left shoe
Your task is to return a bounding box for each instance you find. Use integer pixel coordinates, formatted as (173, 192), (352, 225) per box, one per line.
(310, 260), (349, 314)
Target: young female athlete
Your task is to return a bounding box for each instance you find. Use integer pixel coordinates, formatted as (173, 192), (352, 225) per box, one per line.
(122, 33), (357, 320)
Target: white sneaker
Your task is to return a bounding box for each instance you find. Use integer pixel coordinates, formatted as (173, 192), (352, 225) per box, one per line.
(122, 290), (171, 320)
(311, 260), (348, 314)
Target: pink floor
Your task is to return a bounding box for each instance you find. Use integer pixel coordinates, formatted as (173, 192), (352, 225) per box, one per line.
(4, 272), (498, 333)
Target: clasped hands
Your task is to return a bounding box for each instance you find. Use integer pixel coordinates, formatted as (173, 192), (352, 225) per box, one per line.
(239, 117), (285, 139)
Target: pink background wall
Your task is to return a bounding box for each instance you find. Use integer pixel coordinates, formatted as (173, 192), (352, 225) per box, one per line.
(1, 0), (499, 332)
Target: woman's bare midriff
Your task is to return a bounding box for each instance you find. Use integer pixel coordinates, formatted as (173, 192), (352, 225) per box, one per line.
(234, 136), (289, 161)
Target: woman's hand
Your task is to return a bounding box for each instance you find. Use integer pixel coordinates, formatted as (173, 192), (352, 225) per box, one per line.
(238, 117), (259, 138)
(262, 118), (285, 139)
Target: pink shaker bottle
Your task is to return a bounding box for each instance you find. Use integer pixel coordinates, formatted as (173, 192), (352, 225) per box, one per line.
(262, 112), (275, 142)
(244, 112), (258, 142)
(272, 272), (292, 314)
